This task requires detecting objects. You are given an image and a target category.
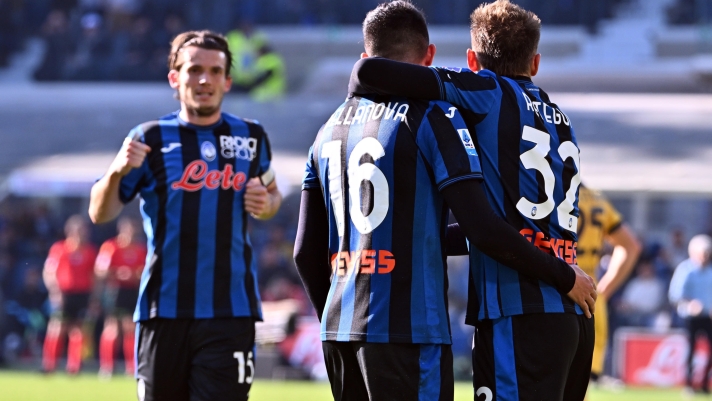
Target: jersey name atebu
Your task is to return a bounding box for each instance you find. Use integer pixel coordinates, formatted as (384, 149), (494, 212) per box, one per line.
(522, 93), (571, 126)
(220, 136), (257, 161)
(326, 102), (410, 127)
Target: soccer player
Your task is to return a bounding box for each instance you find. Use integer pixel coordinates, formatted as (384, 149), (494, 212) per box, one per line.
(576, 185), (641, 390)
(349, 1), (596, 399)
(95, 217), (147, 377)
(88, 30), (282, 401)
(294, 2), (595, 401)
(42, 215), (97, 374)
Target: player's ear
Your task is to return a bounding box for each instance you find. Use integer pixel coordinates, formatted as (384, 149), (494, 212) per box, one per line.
(466, 49), (480, 71)
(224, 75), (232, 92)
(530, 53), (541, 77)
(422, 44), (436, 67)
(360, 52), (369, 59)
(168, 69), (180, 89)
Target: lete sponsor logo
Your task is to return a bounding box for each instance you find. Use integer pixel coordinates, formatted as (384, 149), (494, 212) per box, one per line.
(171, 160), (246, 192)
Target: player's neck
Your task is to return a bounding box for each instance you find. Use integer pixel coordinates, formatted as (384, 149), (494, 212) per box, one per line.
(179, 108), (222, 127)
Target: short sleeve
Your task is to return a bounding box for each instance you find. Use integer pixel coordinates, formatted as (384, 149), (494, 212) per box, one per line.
(416, 101), (483, 191)
(117, 126), (148, 204)
(432, 67), (498, 115)
(302, 145), (320, 190)
(600, 196), (624, 235)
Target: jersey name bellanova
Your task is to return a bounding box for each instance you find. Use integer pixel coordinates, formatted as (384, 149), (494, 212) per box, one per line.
(326, 102), (410, 127)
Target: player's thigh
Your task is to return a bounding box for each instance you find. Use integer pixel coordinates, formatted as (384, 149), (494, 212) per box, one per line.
(135, 319), (191, 401)
(356, 342), (453, 401)
(321, 341), (369, 401)
(473, 314), (581, 401)
(563, 314), (595, 401)
(189, 317), (255, 401)
(591, 298), (608, 374)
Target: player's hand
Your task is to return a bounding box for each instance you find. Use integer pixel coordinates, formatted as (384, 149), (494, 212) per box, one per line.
(109, 136), (151, 177)
(244, 178), (270, 217)
(688, 299), (704, 317)
(566, 264), (597, 319)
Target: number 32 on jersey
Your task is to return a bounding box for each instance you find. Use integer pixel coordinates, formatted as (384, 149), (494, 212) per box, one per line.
(517, 126), (581, 233)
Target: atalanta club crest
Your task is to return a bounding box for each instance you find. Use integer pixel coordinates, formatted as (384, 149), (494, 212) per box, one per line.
(201, 141), (216, 161)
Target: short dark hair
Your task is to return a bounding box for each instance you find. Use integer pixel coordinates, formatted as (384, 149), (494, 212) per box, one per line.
(168, 30), (233, 76)
(363, 1), (429, 62)
(470, 0), (540, 76)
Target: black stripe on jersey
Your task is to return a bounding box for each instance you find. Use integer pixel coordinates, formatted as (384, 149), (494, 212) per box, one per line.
(142, 123), (166, 318)
(324, 97), (361, 339)
(427, 104), (475, 181)
(388, 101), (425, 343)
(497, 77), (545, 315)
(350, 95), (385, 337)
(212, 121), (235, 316)
(247, 122), (267, 178)
(244, 122), (265, 317)
(176, 128), (200, 317)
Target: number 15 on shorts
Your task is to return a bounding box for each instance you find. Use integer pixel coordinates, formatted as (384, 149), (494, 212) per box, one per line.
(233, 351), (254, 384)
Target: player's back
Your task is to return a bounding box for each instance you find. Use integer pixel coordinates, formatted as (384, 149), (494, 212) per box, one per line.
(429, 68), (582, 322)
(303, 95), (482, 344)
(576, 186), (622, 279)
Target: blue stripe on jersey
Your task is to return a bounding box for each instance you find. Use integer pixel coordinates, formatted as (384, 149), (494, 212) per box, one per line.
(135, 167), (158, 322)
(498, 264), (523, 316)
(194, 129), (218, 318)
(493, 317), (519, 400)
(365, 114), (397, 342)
(418, 344), (442, 401)
(157, 118), (183, 318)
(540, 283), (565, 313)
(335, 100), (369, 341)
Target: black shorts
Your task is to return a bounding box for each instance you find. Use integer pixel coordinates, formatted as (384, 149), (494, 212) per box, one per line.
(57, 292), (90, 321)
(135, 317), (255, 401)
(322, 341), (453, 401)
(112, 288), (139, 316)
(472, 313), (594, 401)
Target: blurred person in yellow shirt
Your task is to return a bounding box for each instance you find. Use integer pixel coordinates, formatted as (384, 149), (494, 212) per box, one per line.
(577, 185), (641, 389)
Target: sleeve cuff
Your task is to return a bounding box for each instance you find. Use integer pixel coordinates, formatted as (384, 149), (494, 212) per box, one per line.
(437, 173), (483, 192)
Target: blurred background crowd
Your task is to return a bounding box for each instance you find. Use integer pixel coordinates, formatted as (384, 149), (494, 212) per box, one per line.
(3, 0), (708, 82)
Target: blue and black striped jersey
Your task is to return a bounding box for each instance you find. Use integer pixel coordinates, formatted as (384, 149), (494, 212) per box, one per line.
(429, 67), (583, 322)
(118, 111), (271, 322)
(303, 95), (482, 344)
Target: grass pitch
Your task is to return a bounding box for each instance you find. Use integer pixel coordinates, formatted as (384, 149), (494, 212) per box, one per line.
(0, 370), (701, 401)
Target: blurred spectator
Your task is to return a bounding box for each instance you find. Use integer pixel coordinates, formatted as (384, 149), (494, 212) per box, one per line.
(1, 266), (48, 363)
(94, 217), (146, 377)
(242, 44), (286, 102)
(669, 228), (690, 269)
(680, 253), (712, 394)
(617, 260), (666, 327)
(64, 13), (113, 81)
(113, 17), (158, 81)
(226, 21), (267, 89)
(669, 235), (712, 318)
(34, 10), (74, 81)
(41, 215), (97, 374)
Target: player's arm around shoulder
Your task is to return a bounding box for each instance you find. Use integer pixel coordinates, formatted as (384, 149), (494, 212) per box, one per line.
(89, 133), (151, 224)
